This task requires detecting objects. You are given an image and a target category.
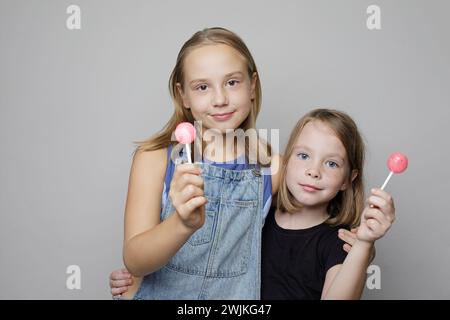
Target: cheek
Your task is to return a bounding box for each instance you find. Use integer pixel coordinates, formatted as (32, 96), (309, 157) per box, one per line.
(187, 94), (210, 113)
(230, 88), (253, 108)
(285, 161), (300, 186)
(327, 170), (347, 188)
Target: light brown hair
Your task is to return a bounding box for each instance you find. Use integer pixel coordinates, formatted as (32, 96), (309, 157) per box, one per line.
(277, 108), (365, 227)
(132, 27), (270, 164)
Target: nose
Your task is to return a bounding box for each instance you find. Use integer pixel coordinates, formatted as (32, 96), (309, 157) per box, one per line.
(211, 87), (228, 107)
(306, 167), (321, 179)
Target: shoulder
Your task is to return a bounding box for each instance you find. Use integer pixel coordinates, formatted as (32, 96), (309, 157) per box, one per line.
(270, 153), (282, 195)
(128, 147), (168, 191)
(124, 147), (168, 242)
(131, 147), (167, 176)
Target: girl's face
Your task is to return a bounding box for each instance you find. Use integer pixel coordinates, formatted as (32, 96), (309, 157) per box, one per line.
(285, 120), (355, 209)
(178, 44), (256, 132)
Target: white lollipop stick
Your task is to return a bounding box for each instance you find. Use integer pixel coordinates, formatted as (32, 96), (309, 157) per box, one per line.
(185, 143), (192, 164)
(380, 171), (393, 190)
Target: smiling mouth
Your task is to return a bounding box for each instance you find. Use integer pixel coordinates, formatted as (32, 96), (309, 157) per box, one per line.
(300, 184), (322, 192)
(211, 111), (235, 121)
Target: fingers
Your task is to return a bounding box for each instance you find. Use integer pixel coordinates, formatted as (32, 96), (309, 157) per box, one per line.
(173, 185), (206, 216)
(361, 215), (388, 240)
(173, 163), (202, 182)
(179, 185), (205, 204)
(371, 188), (393, 204)
(176, 172), (204, 190)
(170, 165), (205, 213)
(177, 196), (208, 219)
(110, 278), (133, 289)
(109, 268), (133, 295)
(366, 218), (382, 233)
(338, 229), (357, 246)
(369, 188), (395, 210)
(367, 196), (392, 218)
(169, 164), (208, 230)
(367, 189), (396, 223)
(343, 243), (352, 253)
(364, 209), (391, 231)
(110, 269), (132, 281)
(172, 164), (203, 193)
(111, 286), (128, 297)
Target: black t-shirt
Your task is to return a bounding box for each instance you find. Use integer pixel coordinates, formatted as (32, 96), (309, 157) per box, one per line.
(261, 207), (348, 300)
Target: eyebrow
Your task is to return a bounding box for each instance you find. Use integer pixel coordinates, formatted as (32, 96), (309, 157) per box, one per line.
(189, 71), (245, 86)
(293, 145), (346, 161)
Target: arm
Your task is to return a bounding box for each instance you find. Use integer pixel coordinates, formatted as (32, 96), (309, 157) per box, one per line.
(321, 240), (373, 300)
(339, 228), (376, 263)
(122, 149), (207, 277)
(322, 188), (395, 300)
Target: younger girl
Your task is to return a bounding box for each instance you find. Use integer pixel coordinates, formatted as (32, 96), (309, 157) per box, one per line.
(261, 109), (395, 299)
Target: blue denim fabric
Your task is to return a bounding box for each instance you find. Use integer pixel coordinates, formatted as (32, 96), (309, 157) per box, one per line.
(133, 161), (263, 300)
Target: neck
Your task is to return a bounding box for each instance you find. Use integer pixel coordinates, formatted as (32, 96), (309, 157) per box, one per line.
(276, 203), (330, 230)
(202, 133), (245, 162)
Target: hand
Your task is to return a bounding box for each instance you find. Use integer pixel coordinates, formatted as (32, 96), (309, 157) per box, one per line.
(338, 227), (358, 253)
(169, 163), (207, 231)
(109, 268), (133, 298)
(357, 188), (395, 243)
(338, 227), (376, 262)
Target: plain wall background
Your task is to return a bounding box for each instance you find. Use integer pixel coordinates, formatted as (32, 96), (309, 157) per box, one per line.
(1, 0), (449, 299)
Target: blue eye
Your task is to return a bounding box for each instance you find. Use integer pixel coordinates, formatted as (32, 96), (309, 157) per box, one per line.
(326, 161), (339, 168)
(297, 153), (309, 160)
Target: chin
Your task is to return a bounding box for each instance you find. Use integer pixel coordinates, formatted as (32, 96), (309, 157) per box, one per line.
(294, 193), (328, 207)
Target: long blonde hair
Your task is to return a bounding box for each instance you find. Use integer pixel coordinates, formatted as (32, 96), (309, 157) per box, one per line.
(133, 27), (270, 164)
(277, 109), (365, 227)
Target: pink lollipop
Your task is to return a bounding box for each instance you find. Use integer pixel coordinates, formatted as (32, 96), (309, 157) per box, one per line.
(381, 152), (408, 190)
(175, 122), (196, 163)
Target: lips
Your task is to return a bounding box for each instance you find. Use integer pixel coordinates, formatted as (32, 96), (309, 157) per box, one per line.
(300, 184), (322, 192)
(211, 111), (234, 121)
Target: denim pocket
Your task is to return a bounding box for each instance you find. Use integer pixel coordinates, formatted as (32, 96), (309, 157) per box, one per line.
(209, 199), (258, 277)
(162, 198), (219, 275)
(187, 209), (215, 245)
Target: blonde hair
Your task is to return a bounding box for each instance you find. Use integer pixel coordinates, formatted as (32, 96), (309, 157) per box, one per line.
(132, 27), (270, 164)
(277, 108), (365, 227)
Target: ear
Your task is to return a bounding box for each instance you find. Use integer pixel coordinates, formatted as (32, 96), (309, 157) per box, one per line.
(340, 169), (358, 191)
(250, 72), (257, 100)
(176, 83), (190, 109)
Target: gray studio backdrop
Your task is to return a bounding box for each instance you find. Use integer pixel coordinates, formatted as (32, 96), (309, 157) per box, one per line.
(1, 0), (449, 299)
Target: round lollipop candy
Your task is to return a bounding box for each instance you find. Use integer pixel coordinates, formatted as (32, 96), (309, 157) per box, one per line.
(175, 122), (196, 163)
(380, 152), (408, 190)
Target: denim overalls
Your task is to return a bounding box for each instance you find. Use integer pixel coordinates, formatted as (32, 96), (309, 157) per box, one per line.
(133, 146), (264, 300)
